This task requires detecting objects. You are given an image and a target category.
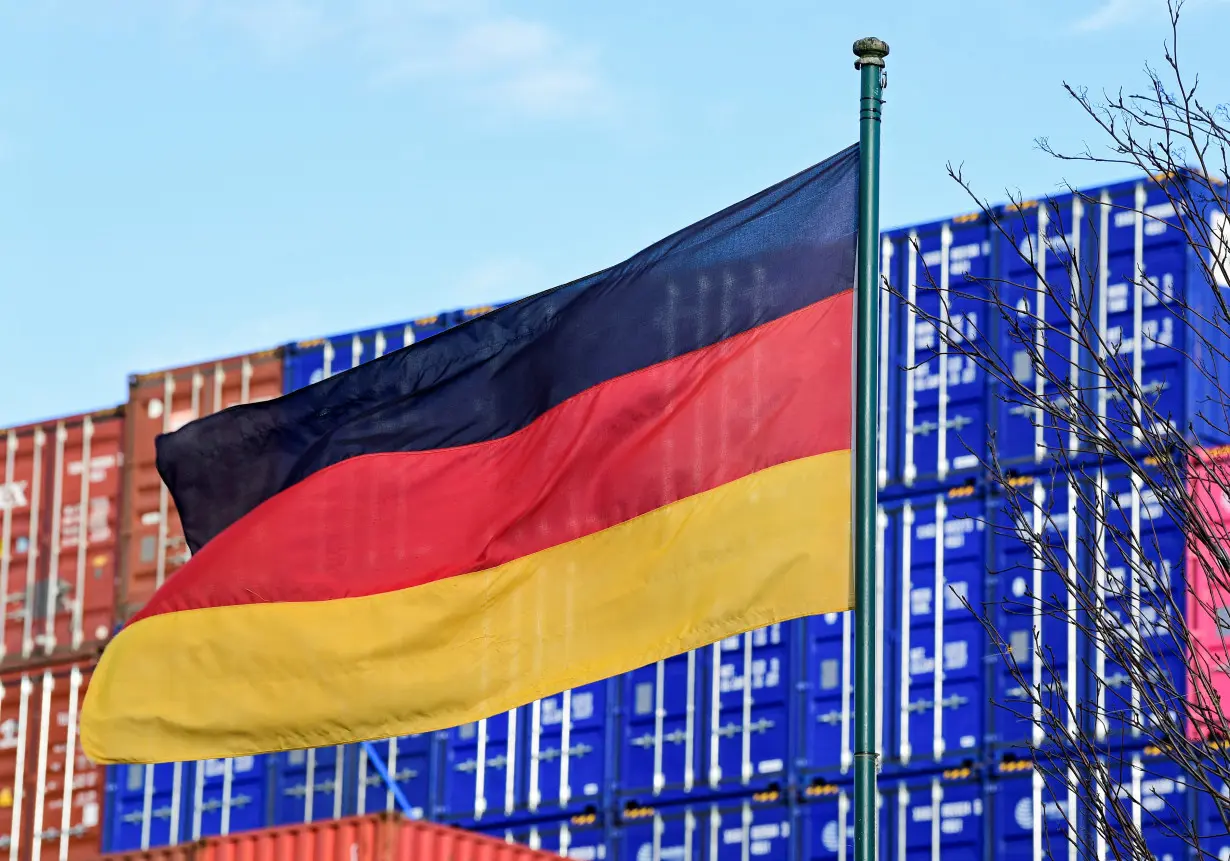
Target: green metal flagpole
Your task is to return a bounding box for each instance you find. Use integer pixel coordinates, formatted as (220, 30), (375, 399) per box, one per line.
(852, 36), (888, 861)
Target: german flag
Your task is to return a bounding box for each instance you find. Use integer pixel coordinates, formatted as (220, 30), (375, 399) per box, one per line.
(82, 143), (861, 764)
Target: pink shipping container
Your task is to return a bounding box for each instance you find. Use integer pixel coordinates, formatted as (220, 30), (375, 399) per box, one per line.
(0, 408), (125, 665)
(102, 813), (562, 861)
(0, 656), (104, 861)
(1185, 446), (1230, 739)
(118, 350), (283, 623)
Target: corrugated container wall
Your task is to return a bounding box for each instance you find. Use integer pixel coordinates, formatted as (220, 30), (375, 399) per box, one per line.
(0, 657), (103, 861)
(118, 350), (283, 623)
(0, 409), (124, 666)
(103, 813), (565, 861)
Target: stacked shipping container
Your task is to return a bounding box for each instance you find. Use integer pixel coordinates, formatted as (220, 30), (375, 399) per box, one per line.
(4, 170), (1230, 859)
(0, 407), (126, 861)
(117, 351), (285, 624)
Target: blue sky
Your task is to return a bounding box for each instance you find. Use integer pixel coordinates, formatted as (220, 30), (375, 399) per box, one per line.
(3, 0), (1230, 427)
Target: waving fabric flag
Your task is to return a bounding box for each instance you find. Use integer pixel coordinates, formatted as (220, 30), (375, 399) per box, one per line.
(82, 142), (861, 764)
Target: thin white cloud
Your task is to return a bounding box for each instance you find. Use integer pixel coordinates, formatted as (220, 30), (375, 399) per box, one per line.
(1073, 0), (1230, 32)
(363, 4), (611, 119)
(219, 0), (334, 62)
(164, 0), (613, 119)
(1073, 0), (1145, 32)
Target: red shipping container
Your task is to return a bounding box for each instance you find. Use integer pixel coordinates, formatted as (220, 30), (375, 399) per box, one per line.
(0, 657), (103, 861)
(0, 409), (125, 665)
(103, 813), (560, 861)
(119, 350), (283, 623)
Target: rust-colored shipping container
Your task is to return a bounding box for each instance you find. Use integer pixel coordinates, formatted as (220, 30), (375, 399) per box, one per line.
(119, 350), (283, 622)
(0, 657), (103, 861)
(102, 813), (561, 861)
(0, 409), (125, 665)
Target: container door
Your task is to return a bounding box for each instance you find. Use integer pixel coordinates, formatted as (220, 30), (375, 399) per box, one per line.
(186, 755), (270, 840)
(897, 493), (985, 767)
(1195, 778), (1230, 858)
(26, 665), (103, 861)
(526, 681), (607, 817)
(617, 808), (697, 861)
(705, 624), (791, 794)
(1, 427), (44, 663)
(439, 710), (521, 822)
(617, 651), (701, 803)
(895, 776), (982, 861)
(705, 802), (792, 861)
(106, 761), (185, 852)
(799, 786), (887, 861)
(1100, 753), (1189, 861)
(993, 198), (1088, 468)
(1097, 182), (1190, 451)
(517, 821), (608, 861)
(273, 745), (349, 825)
(801, 612), (853, 777)
(991, 477), (1084, 752)
(991, 763), (1082, 861)
(0, 674), (33, 857)
(803, 507), (887, 777)
(1, 419), (122, 665)
(51, 417), (122, 654)
(898, 222), (991, 488)
(1091, 469), (1186, 745)
(354, 734), (433, 820)
(1186, 451), (1230, 649)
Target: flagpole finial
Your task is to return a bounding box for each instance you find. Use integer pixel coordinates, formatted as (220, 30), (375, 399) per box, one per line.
(853, 38), (889, 69)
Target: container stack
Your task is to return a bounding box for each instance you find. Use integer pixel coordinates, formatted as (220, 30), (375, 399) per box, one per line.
(0, 406), (124, 861)
(8, 170), (1230, 861)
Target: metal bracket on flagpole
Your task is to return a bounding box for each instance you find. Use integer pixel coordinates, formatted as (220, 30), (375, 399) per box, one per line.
(854, 38), (889, 96)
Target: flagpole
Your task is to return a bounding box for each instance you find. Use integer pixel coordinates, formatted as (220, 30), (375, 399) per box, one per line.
(852, 36), (888, 861)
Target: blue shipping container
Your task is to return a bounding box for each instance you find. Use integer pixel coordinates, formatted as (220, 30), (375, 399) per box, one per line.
(881, 217), (994, 493)
(798, 771), (984, 861)
(103, 757), (274, 853)
(884, 488), (987, 770)
(616, 795), (793, 861)
(479, 813), (609, 860)
(796, 780), (887, 861)
(353, 735), (437, 820)
(989, 760), (1087, 861)
(987, 473), (1090, 755)
(884, 770), (983, 861)
(272, 745), (352, 825)
(991, 197), (1087, 468)
(522, 682), (614, 819)
(704, 625), (794, 796)
(617, 651), (705, 806)
(1088, 464), (1188, 748)
(437, 680), (614, 824)
(438, 710), (524, 825)
(1099, 750), (1191, 861)
(281, 301), (510, 393)
(883, 172), (1230, 493)
(798, 608), (887, 780)
(282, 314), (458, 392)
